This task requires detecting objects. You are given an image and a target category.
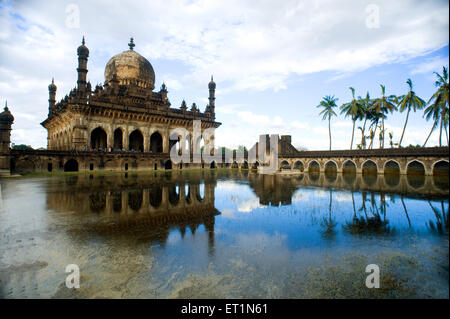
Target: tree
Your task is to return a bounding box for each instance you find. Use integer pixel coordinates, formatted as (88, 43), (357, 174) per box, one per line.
(367, 109), (382, 149)
(422, 102), (440, 147)
(371, 85), (397, 148)
(388, 131), (394, 148)
(317, 95), (338, 151)
(425, 66), (449, 147)
(340, 87), (364, 150)
(357, 92), (373, 149)
(397, 79), (426, 147)
(11, 144), (34, 150)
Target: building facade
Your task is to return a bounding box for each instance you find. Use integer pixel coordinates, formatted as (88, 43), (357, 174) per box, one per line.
(41, 37), (220, 154)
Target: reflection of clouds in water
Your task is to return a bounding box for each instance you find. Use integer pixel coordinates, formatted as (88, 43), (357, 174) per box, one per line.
(237, 197), (265, 213)
(215, 180), (265, 213)
(220, 208), (239, 219)
(216, 181), (241, 190)
(291, 191), (309, 202)
(333, 192), (352, 202)
(234, 231), (288, 252)
(312, 189), (329, 198)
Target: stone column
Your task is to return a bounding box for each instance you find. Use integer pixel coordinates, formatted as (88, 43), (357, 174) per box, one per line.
(143, 127), (149, 152)
(123, 127), (129, 150)
(163, 130), (169, 153)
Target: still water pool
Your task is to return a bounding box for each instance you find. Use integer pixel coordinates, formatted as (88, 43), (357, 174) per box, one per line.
(0, 171), (448, 298)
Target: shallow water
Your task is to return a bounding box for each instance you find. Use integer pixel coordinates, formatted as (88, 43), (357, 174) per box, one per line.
(0, 171), (448, 298)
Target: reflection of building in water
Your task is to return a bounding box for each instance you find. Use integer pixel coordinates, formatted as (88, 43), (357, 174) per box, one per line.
(45, 173), (219, 254)
(244, 171), (448, 206)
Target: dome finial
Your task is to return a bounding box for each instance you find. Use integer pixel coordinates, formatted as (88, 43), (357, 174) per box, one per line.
(128, 37), (135, 50)
(82, 36), (85, 45)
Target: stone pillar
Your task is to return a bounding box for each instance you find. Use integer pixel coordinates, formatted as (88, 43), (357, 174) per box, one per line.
(143, 128), (149, 152)
(163, 131), (169, 153)
(123, 127), (129, 150)
(107, 126), (114, 150)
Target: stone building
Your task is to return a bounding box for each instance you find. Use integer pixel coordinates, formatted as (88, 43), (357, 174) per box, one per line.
(41, 37), (221, 154)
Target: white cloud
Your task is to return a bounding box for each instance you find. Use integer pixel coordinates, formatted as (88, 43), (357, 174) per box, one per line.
(0, 0), (448, 148)
(410, 56), (449, 75)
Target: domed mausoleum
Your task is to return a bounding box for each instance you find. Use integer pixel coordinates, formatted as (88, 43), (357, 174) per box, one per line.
(105, 38), (156, 90)
(39, 37), (220, 171)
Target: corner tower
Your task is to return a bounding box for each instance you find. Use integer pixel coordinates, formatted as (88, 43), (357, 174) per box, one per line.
(0, 102), (14, 176)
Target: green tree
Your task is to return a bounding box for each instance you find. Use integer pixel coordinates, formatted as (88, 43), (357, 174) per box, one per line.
(425, 66), (449, 147)
(397, 79), (426, 147)
(317, 95), (338, 151)
(11, 144), (34, 150)
(340, 87), (364, 150)
(357, 92), (373, 149)
(371, 85), (397, 148)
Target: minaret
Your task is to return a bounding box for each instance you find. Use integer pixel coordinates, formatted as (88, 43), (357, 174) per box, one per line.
(0, 101), (14, 176)
(48, 78), (56, 115)
(208, 75), (216, 117)
(76, 36), (89, 92)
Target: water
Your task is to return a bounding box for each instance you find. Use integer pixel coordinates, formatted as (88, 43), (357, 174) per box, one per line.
(0, 170), (448, 298)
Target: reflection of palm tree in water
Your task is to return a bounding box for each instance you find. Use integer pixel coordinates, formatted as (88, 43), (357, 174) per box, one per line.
(344, 191), (393, 235)
(427, 200), (449, 235)
(320, 189), (337, 239)
(400, 196), (411, 228)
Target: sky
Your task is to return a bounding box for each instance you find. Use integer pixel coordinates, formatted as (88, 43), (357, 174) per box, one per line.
(0, 0), (448, 150)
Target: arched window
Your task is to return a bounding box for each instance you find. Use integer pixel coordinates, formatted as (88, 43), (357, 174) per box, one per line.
(113, 128), (123, 150)
(129, 130), (143, 152)
(150, 132), (163, 153)
(90, 127), (107, 150)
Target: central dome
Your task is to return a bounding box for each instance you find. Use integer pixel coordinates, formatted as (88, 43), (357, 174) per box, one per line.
(105, 39), (155, 90)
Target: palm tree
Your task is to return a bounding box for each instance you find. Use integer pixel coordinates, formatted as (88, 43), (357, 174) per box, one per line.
(317, 95), (338, 151)
(426, 66), (449, 147)
(422, 103), (440, 147)
(357, 92), (373, 149)
(397, 79), (426, 147)
(371, 85), (397, 148)
(389, 131), (394, 148)
(368, 110), (382, 149)
(340, 87), (364, 150)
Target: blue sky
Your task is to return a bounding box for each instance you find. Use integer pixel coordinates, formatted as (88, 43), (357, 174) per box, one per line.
(0, 0), (448, 150)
